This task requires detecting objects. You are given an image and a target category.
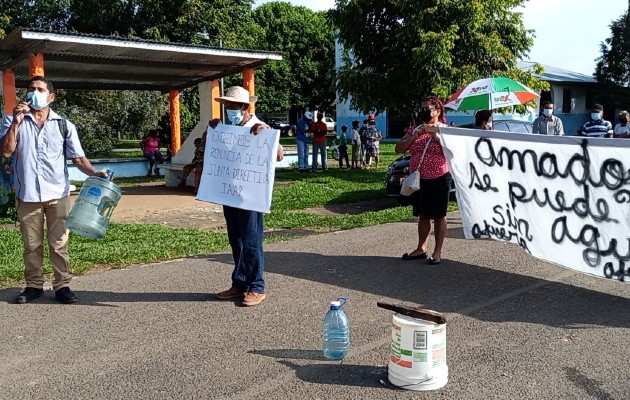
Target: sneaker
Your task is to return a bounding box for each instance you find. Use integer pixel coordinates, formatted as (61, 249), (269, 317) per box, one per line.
(54, 287), (78, 304)
(15, 287), (43, 304)
(242, 291), (267, 307)
(216, 286), (246, 300)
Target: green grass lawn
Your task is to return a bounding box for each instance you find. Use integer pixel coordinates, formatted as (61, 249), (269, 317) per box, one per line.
(0, 143), (458, 288)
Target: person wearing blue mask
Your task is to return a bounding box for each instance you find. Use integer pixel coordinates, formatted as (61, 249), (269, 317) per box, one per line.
(208, 86), (284, 307)
(533, 101), (564, 135)
(0, 76), (107, 304)
(579, 104), (613, 138)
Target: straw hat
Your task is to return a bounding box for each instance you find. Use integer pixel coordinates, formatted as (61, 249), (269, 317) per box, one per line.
(216, 86), (258, 104)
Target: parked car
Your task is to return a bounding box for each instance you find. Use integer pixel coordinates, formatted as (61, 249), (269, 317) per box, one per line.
(265, 119), (296, 137)
(324, 116), (336, 132)
(384, 120), (532, 204)
(459, 119), (534, 133)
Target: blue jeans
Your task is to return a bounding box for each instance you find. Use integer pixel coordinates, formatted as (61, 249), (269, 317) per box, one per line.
(296, 139), (310, 170)
(223, 205), (265, 293)
(312, 142), (327, 171)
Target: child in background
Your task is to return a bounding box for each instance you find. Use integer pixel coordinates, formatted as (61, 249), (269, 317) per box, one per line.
(350, 120), (361, 169)
(337, 125), (350, 169)
(178, 138), (204, 186)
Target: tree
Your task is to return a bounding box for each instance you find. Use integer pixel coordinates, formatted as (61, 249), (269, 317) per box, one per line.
(596, 13), (630, 87)
(0, 0), (258, 153)
(594, 12), (630, 111)
(250, 2), (336, 114)
(331, 0), (545, 117)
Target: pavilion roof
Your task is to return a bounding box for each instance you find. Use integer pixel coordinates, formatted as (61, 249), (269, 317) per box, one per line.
(0, 28), (283, 91)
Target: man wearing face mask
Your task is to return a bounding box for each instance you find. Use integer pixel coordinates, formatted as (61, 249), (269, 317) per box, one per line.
(208, 86), (284, 307)
(579, 104), (613, 138)
(532, 101), (564, 135)
(0, 76), (107, 304)
(613, 110), (630, 138)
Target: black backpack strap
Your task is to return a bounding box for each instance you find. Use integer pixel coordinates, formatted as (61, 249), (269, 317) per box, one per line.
(58, 119), (69, 176)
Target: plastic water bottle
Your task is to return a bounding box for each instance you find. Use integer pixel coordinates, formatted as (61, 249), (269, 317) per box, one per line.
(323, 297), (350, 360)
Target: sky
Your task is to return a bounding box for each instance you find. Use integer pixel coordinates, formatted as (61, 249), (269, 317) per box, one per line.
(253, 0), (628, 76)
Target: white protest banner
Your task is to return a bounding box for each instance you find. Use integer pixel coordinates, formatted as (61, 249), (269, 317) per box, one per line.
(440, 127), (630, 283)
(196, 124), (279, 213)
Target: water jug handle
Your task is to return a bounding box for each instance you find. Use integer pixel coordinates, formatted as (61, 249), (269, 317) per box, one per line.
(336, 297), (348, 308)
(98, 200), (116, 219)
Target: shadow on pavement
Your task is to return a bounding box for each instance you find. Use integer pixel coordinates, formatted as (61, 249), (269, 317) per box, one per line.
(2, 250), (629, 330)
(261, 251), (630, 330)
(249, 349), (326, 361)
(0, 289), (239, 306)
(278, 360), (387, 388)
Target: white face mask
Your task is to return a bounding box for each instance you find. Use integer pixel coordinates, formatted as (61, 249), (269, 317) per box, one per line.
(543, 108), (553, 116)
(485, 121), (493, 130)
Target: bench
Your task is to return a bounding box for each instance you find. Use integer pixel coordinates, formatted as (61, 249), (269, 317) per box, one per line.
(160, 163), (194, 187)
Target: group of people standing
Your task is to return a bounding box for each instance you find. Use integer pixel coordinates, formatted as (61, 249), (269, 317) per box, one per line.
(1, 82), (283, 308)
(11, 77), (630, 309)
(295, 112), (382, 172)
(472, 101), (630, 139)
(295, 111), (328, 172)
(524, 101), (630, 138)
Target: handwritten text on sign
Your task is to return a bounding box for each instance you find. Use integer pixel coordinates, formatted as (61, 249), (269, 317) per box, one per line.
(440, 127), (630, 283)
(196, 124), (279, 213)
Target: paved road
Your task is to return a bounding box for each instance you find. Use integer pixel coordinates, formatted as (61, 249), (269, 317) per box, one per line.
(1, 212), (629, 399)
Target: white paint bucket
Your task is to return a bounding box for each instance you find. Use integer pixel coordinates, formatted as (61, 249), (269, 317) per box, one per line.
(387, 313), (448, 391)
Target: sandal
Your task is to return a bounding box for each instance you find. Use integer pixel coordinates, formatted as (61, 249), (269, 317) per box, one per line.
(401, 252), (428, 260)
(427, 257), (441, 265)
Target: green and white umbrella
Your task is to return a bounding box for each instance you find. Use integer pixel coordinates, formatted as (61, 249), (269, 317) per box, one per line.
(444, 77), (539, 111)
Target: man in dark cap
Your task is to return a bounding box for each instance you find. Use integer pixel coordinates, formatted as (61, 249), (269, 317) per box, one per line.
(579, 104), (613, 138)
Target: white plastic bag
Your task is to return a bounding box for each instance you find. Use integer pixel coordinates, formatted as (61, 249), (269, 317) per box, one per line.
(400, 170), (420, 196)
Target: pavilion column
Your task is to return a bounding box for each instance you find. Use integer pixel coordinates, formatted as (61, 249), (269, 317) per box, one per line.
(3, 70), (17, 115)
(212, 79), (221, 120)
(28, 53), (45, 77)
(242, 68), (255, 115)
(169, 89), (181, 155)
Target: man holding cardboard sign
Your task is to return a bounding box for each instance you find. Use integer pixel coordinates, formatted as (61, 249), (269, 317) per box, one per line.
(202, 86), (283, 307)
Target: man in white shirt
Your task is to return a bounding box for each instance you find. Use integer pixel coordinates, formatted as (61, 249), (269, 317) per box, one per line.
(532, 101), (564, 135)
(0, 76), (107, 304)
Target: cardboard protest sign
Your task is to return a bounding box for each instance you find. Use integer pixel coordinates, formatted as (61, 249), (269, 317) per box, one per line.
(440, 126), (630, 282)
(196, 124), (279, 213)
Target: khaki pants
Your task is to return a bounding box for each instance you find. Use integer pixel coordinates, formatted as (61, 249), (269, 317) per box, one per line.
(16, 196), (71, 291)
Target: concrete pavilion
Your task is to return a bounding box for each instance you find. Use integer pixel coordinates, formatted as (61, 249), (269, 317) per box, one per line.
(0, 28), (282, 154)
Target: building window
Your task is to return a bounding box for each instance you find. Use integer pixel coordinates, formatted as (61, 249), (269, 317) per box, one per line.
(562, 88), (572, 114)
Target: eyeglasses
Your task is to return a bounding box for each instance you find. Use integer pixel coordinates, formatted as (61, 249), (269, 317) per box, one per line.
(420, 107), (436, 112)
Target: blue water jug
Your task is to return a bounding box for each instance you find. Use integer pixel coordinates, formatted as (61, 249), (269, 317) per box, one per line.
(323, 297), (350, 360)
(65, 174), (122, 239)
